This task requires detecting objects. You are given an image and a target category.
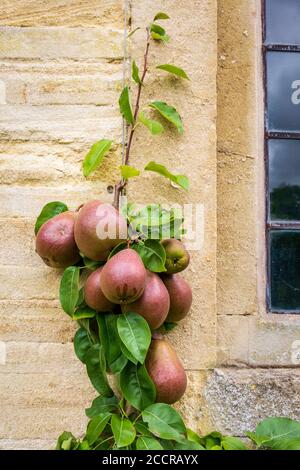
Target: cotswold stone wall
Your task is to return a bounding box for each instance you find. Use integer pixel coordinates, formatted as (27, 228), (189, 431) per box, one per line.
(1, 0), (300, 450)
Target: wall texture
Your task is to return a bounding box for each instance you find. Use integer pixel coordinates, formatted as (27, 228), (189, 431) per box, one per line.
(0, 0), (300, 450)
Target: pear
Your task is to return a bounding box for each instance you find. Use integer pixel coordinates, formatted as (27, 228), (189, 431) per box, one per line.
(146, 337), (187, 404)
(35, 211), (80, 268)
(84, 267), (114, 312)
(161, 239), (190, 274)
(163, 274), (192, 322)
(122, 270), (170, 330)
(74, 200), (127, 261)
(100, 248), (146, 304)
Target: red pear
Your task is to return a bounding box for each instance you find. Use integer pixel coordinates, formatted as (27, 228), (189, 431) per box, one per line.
(84, 267), (114, 312)
(35, 211), (80, 268)
(163, 274), (192, 322)
(146, 337), (187, 404)
(101, 249), (146, 304)
(74, 200), (127, 261)
(122, 270), (170, 330)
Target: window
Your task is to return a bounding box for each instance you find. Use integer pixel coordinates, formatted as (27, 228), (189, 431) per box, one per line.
(264, 0), (300, 312)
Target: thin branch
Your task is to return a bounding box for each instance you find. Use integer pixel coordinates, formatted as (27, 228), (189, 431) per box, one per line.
(113, 27), (151, 209)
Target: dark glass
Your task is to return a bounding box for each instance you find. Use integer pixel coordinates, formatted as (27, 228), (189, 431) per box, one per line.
(270, 230), (300, 311)
(269, 139), (300, 220)
(265, 0), (300, 45)
(266, 51), (300, 132)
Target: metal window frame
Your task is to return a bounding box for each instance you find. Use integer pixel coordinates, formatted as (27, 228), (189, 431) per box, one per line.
(262, 1), (300, 314)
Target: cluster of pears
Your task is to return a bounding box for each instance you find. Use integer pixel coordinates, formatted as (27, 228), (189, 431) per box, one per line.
(35, 200), (193, 405)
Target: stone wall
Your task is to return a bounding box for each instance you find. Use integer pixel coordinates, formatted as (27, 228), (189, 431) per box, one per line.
(0, 0), (300, 450)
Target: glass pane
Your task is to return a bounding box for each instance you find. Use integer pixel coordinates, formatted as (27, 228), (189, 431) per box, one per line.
(266, 51), (300, 132)
(265, 0), (300, 45)
(269, 139), (300, 221)
(270, 230), (300, 311)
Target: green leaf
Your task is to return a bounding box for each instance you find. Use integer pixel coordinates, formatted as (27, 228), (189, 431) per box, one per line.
(119, 362), (156, 411)
(82, 256), (104, 270)
(74, 328), (92, 364)
(127, 27), (141, 39)
(150, 24), (169, 42)
(156, 64), (190, 80)
(78, 440), (90, 450)
(97, 314), (127, 374)
(82, 139), (112, 177)
(221, 436), (247, 450)
(119, 86), (134, 124)
(111, 415), (136, 448)
(117, 312), (151, 364)
(132, 239), (166, 273)
(153, 12), (170, 21)
(149, 101), (183, 134)
(85, 413), (111, 445)
(85, 396), (118, 418)
(174, 439), (205, 450)
(145, 161), (189, 190)
(187, 428), (202, 444)
(78, 318), (98, 344)
(142, 403), (186, 443)
(85, 344), (114, 397)
(120, 165), (140, 179)
(35, 201), (68, 235)
(119, 340), (138, 365)
(72, 306), (96, 320)
(246, 417), (300, 450)
(136, 436), (163, 450)
(56, 432), (78, 451)
(132, 60), (142, 85)
(135, 422), (153, 437)
(59, 266), (80, 316)
(138, 111), (164, 135)
(76, 287), (85, 308)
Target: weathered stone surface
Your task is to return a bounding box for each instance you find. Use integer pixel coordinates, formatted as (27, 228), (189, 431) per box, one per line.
(130, 0), (217, 370)
(0, 0), (123, 27)
(0, 303), (75, 342)
(218, 315), (300, 367)
(0, 105), (122, 142)
(205, 368), (300, 435)
(0, 439), (55, 450)
(0, 27), (124, 59)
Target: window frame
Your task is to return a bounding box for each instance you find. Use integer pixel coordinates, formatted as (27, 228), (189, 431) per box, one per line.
(263, 1), (300, 313)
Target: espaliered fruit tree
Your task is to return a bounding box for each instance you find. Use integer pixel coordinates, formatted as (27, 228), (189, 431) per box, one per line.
(35, 13), (199, 451)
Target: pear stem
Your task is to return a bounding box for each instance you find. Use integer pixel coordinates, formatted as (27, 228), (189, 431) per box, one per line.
(113, 27), (151, 209)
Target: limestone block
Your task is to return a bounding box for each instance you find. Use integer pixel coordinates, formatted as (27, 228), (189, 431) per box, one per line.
(0, 27), (124, 59)
(0, 439), (55, 450)
(205, 368), (300, 435)
(0, 0), (124, 27)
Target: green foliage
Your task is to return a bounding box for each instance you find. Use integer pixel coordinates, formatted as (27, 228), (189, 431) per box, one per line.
(74, 328), (92, 364)
(117, 312), (151, 364)
(132, 239), (166, 273)
(85, 396), (119, 418)
(132, 60), (142, 85)
(34, 201), (68, 234)
(136, 436), (163, 450)
(81, 256), (104, 270)
(150, 24), (169, 42)
(145, 161), (189, 190)
(119, 362), (156, 410)
(156, 64), (190, 80)
(246, 417), (300, 450)
(149, 101), (183, 134)
(142, 403), (186, 443)
(111, 415), (136, 448)
(120, 164), (140, 179)
(59, 266), (80, 316)
(153, 12), (170, 21)
(138, 111), (164, 135)
(82, 139), (112, 177)
(85, 414), (112, 446)
(97, 314), (128, 374)
(72, 306), (96, 321)
(85, 344), (114, 397)
(56, 432), (79, 450)
(119, 86), (134, 124)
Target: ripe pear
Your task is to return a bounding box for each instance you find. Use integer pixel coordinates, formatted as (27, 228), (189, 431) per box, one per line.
(84, 267), (114, 312)
(146, 337), (187, 404)
(35, 211), (80, 268)
(74, 200), (127, 261)
(122, 270), (170, 330)
(161, 239), (190, 274)
(163, 274), (192, 322)
(101, 248), (146, 304)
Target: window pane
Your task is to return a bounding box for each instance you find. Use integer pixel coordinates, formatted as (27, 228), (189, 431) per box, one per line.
(270, 230), (300, 311)
(265, 0), (300, 45)
(269, 139), (300, 221)
(266, 51), (300, 132)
